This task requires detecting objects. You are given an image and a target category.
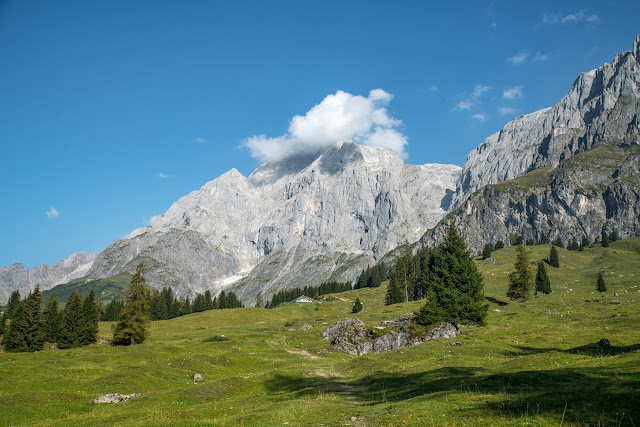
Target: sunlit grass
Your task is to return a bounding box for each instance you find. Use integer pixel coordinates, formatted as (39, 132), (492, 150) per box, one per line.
(2, 238), (640, 425)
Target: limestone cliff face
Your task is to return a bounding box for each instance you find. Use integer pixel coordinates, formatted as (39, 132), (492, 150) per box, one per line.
(88, 141), (460, 302)
(422, 144), (640, 253)
(452, 35), (640, 208)
(0, 252), (97, 303)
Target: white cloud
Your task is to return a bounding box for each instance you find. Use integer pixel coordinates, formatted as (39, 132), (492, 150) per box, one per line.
(454, 100), (472, 111)
(46, 206), (59, 219)
(503, 86), (523, 99)
(472, 113), (488, 122)
(428, 85), (439, 92)
(158, 172), (168, 179)
(507, 50), (530, 65)
(534, 52), (548, 62)
(243, 89), (408, 162)
(195, 137), (206, 144)
(543, 10), (599, 25)
(472, 84), (492, 98)
(499, 107), (518, 116)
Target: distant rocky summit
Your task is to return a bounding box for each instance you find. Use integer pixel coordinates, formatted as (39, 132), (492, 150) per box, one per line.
(0, 252), (96, 304)
(322, 315), (458, 356)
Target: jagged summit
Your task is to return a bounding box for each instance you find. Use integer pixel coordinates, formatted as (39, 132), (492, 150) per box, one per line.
(86, 139), (459, 302)
(452, 34), (640, 208)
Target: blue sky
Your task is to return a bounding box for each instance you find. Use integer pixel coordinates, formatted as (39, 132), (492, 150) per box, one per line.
(1, 0), (639, 269)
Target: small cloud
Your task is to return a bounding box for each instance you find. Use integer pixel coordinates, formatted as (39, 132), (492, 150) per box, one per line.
(428, 85), (439, 92)
(158, 172), (168, 179)
(195, 137), (206, 144)
(454, 100), (472, 111)
(503, 86), (523, 99)
(490, 20), (497, 31)
(499, 107), (518, 116)
(472, 113), (488, 122)
(46, 206), (59, 219)
(543, 10), (599, 25)
(533, 52), (548, 62)
(507, 50), (530, 65)
(472, 84), (492, 98)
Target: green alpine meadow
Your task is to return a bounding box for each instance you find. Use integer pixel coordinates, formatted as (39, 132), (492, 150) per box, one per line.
(2, 239), (639, 426)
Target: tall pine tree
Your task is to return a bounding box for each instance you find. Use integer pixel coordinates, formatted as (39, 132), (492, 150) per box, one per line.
(5, 286), (45, 352)
(58, 290), (84, 349)
(81, 289), (100, 345)
(507, 246), (533, 301)
(415, 222), (488, 326)
(43, 293), (62, 343)
(112, 263), (151, 346)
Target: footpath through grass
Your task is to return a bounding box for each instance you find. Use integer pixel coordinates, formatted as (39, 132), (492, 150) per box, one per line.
(2, 239), (640, 425)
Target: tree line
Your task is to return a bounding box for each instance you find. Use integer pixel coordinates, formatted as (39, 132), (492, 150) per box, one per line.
(482, 229), (620, 260)
(264, 281), (352, 308)
(0, 286), (100, 352)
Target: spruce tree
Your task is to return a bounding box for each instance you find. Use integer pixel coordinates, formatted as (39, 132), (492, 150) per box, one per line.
(415, 222), (487, 326)
(507, 245), (533, 301)
(0, 312), (6, 336)
(552, 236), (564, 249)
(217, 291), (226, 309)
(43, 293), (61, 343)
(3, 301), (28, 352)
(112, 263), (151, 346)
(81, 289), (100, 345)
(23, 286), (45, 351)
(579, 235), (590, 251)
(150, 291), (167, 320)
(494, 241), (505, 250)
(609, 230), (619, 242)
(597, 272), (607, 293)
(549, 246), (560, 268)
(482, 243), (493, 260)
(5, 290), (21, 319)
(415, 291), (445, 326)
(535, 261), (551, 294)
(205, 290), (214, 310)
(601, 230), (610, 247)
(352, 298), (363, 313)
(58, 291), (84, 349)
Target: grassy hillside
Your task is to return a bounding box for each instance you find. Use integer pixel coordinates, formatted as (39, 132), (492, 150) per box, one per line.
(2, 239), (640, 425)
(42, 272), (132, 305)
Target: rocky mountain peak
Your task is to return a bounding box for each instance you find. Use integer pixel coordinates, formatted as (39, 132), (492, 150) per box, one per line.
(451, 34), (640, 208)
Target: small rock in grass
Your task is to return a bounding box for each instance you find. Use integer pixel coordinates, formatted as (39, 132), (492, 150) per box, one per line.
(299, 323), (313, 330)
(448, 341), (462, 346)
(90, 393), (141, 404)
(193, 374), (203, 381)
(599, 338), (611, 346)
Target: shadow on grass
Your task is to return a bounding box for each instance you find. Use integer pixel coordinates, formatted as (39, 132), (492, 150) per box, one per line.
(507, 342), (640, 357)
(264, 365), (640, 425)
(486, 296), (509, 306)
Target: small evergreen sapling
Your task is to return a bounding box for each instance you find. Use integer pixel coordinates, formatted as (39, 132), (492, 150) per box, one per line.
(535, 261), (551, 294)
(507, 246), (533, 301)
(597, 272), (607, 293)
(352, 298), (363, 313)
(548, 246), (560, 268)
(601, 230), (610, 247)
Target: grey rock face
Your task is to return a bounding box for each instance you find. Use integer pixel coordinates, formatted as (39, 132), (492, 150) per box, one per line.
(452, 35), (640, 208)
(322, 317), (458, 356)
(422, 145), (640, 253)
(88, 141), (460, 302)
(0, 252), (96, 304)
